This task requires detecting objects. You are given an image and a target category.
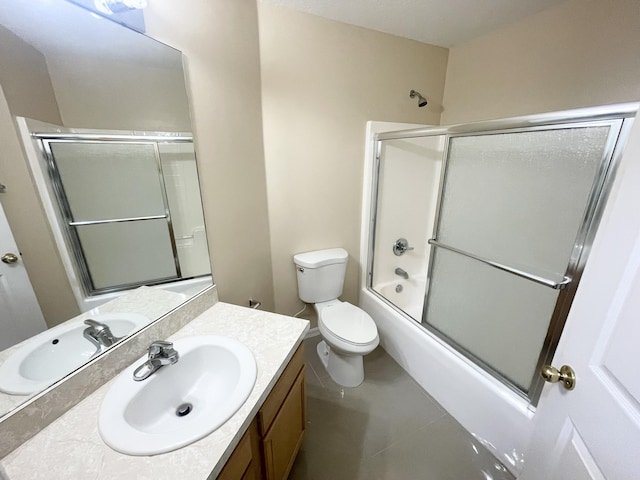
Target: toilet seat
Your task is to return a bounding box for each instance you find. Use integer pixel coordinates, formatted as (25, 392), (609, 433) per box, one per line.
(318, 302), (378, 347)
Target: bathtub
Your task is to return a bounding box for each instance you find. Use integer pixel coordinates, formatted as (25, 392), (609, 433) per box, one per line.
(154, 275), (213, 300)
(372, 277), (426, 321)
(82, 275), (213, 312)
(359, 122), (532, 477)
(360, 286), (533, 476)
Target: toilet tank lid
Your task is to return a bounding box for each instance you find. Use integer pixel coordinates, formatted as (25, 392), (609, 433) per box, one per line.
(293, 248), (348, 268)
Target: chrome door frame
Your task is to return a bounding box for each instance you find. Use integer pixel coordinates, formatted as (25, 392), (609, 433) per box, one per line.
(35, 134), (192, 296)
(366, 102), (638, 406)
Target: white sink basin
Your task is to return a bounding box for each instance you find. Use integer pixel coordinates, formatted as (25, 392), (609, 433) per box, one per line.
(98, 335), (257, 456)
(0, 313), (150, 395)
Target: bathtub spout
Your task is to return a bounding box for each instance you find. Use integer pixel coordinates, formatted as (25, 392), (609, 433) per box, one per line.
(394, 267), (409, 280)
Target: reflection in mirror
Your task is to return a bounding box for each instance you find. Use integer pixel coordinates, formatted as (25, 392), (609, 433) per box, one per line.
(24, 122), (210, 299)
(0, 0), (212, 419)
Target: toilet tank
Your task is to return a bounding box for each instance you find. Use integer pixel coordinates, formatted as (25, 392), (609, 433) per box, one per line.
(293, 248), (349, 303)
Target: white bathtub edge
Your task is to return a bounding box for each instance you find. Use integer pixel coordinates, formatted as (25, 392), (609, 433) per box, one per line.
(360, 288), (533, 476)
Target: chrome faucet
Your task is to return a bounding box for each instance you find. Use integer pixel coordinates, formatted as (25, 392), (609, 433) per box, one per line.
(394, 267), (409, 280)
(133, 341), (179, 381)
(83, 319), (123, 350)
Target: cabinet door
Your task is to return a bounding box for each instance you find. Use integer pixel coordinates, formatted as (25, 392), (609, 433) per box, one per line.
(263, 369), (305, 480)
(217, 419), (260, 480)
(259, 345), (304, 435)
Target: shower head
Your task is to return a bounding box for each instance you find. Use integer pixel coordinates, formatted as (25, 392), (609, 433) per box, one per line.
(409, 89), (428, 107)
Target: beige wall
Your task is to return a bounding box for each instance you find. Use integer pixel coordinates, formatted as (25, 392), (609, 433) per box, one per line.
(442, 0), (640, 124)
(47, 55), (192, 132)
(0, 26), (61, 124)
(0, 28), (79, 327)
(0, 89), (80, 327)
(258, 4), (448, 320)
(144, 0), (275, 311)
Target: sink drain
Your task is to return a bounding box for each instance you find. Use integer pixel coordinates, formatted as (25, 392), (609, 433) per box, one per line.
(175, 402), (193, 417)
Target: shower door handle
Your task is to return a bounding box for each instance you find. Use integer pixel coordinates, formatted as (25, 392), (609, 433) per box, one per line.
(428, 239), (572, 290)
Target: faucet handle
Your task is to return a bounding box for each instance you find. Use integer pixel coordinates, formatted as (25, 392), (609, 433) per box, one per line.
(393, 238), (414, 256)
(148, 340), (177, 358)
(84, 319), (105, 330)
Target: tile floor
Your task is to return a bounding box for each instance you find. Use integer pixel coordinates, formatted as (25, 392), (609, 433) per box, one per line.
(288, 335), (515, 480)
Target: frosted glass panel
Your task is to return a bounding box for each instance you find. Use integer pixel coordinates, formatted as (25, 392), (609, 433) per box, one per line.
(437, 127), (611, 279)
(371, 136), (444, 320)
(425, 248), (559, 390)
(158, 143), (211, 278)
(77, 220), (177, 290)
(158, 143), (204, 239)
(51, 142), (166, 221)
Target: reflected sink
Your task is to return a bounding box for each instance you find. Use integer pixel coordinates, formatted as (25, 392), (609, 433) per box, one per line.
(0, 313), (150, 395)
(98, 335), (257, 456)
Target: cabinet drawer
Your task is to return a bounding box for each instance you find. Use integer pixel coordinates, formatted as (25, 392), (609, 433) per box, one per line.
(258, 344), (304, 435)
(262, 370), (305, 480)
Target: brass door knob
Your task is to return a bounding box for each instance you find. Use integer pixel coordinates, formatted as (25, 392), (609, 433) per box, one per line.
(540, 364), (576, 390)
(1, 253), (18, 264)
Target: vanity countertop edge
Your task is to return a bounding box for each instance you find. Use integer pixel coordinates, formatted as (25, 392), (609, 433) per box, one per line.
(0, 302), (310, 480)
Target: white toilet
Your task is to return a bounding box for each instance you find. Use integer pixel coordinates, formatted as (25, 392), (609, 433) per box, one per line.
(293, 248), (379, 387)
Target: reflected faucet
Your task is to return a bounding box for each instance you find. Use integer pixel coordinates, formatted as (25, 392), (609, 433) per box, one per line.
(133, 341), (179, 381)
(83, 319), (123, 350)
(394, 267), (409, 280)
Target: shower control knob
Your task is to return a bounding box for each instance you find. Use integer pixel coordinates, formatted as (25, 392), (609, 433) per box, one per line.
(393, 238), (414, 256)
(1, 253), (18, 264)
(540, 364), (576, 391)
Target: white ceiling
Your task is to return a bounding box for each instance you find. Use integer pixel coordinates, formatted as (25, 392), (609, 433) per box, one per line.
(259, 0), (568, 47)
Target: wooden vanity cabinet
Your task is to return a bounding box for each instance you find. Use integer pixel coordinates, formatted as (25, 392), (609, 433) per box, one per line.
(218, 344), (305, 480)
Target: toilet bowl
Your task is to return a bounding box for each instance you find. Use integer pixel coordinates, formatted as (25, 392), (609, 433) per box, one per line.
(315, 300), (379, 387)
(293, 248), (379, 387)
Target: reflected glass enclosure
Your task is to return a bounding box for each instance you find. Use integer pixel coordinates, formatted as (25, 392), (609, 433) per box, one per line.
(367, 109), (635, 402)
(38, 133), (210, 296)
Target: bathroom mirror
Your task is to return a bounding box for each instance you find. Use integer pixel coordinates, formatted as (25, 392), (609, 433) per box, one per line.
(0, 0), (212, 419)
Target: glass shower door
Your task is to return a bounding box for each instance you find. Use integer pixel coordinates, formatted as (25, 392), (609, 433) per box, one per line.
(424, 123), (622, 394)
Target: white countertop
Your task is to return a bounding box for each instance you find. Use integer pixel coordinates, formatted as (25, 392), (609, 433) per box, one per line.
(0, 302), (309, 480)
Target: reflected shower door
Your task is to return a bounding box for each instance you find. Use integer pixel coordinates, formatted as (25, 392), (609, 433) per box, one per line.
(424, 123), (622, 394)
(47, 141), (179, 293)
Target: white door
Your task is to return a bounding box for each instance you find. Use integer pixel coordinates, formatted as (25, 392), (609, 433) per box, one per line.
(0, 201), (47, 350)
(520, 118), (640, 479)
